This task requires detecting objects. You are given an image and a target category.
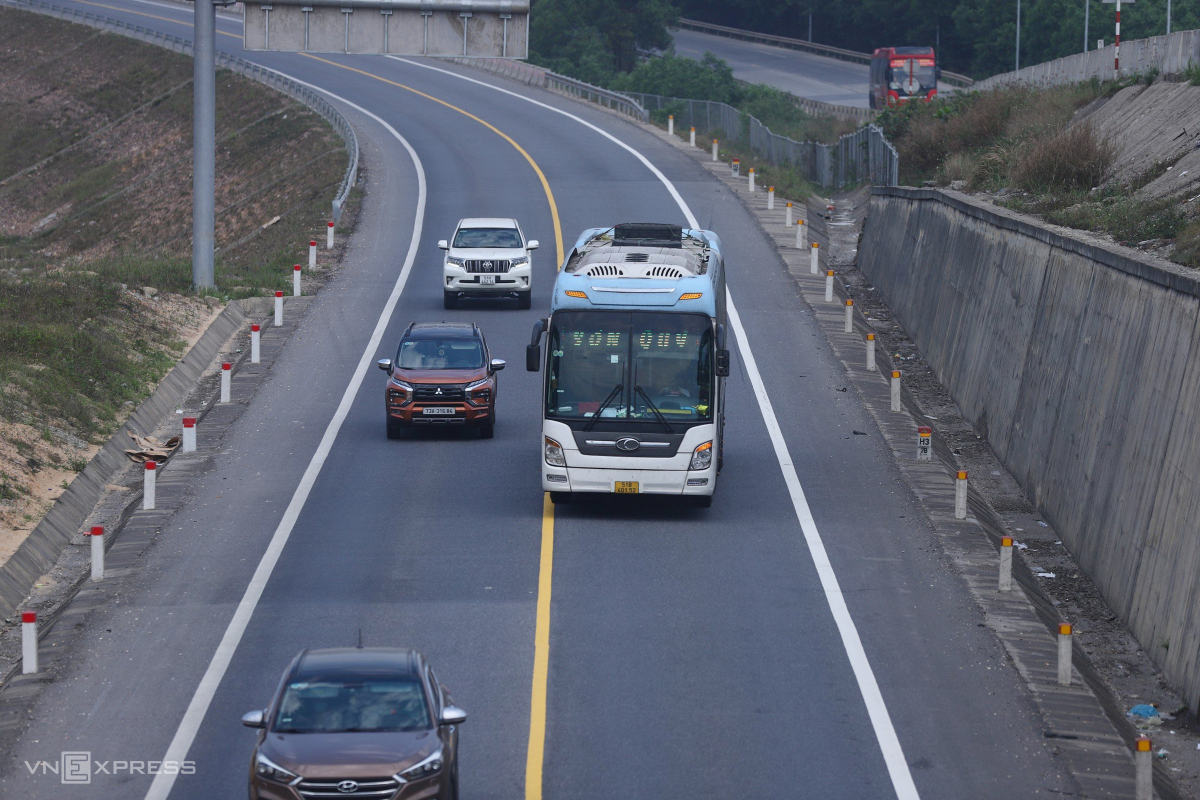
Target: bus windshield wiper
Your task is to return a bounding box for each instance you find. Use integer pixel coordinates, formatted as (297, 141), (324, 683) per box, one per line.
(584, 383), (623, 431)
(634, 385), (673, 433)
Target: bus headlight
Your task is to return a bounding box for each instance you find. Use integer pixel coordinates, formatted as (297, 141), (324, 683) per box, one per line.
(689, 441), (713, 471)
(545, 436), (566, 467)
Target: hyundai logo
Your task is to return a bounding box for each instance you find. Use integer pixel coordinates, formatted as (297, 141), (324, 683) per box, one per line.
(337, 780), (359, 793)
(615, 437), (641, 452)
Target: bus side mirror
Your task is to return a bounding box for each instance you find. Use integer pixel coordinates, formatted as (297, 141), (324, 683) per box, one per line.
(527, 318), (547, 372)
(715, 350), (730, 378)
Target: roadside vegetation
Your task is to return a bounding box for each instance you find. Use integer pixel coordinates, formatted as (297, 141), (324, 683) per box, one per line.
(0, 8), (355, 539)
(876, 74), (1200, 268)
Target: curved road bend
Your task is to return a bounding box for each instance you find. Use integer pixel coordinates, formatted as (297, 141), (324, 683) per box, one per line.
(3, 2), (1069, 797)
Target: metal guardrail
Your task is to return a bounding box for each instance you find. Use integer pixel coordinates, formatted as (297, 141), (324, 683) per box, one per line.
(2, 0), (359, 221)
(544, 73), (649, 122)
(628, 92), (898, 189)
(675, 17), (975, 89)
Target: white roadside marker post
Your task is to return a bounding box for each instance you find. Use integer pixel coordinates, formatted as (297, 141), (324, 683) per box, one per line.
(21, 612), (37, 674)
(866, 333), (876, 371)
(999, 536), (1014, 591)
(327, 220), (335, 249)
(811, 242), (820, 274)
(954, 470), (968, 518)
(712, 139), (718, 161)
(220, 362), (231, 404)
(767, 186), (775, 209)
(668, 114), (674, 136)
(732, 158), (740, 176)
(891, 371), (902, 412)
(795, 219), (806, 249)
(1057, 623), (1073, 685)
(844, 299), (854, 333)
(274, 290), (284, 327)
(689, 126), (695, 147)
(251, 324), (261, 363)
(182, 417), (197, 453)
(824, 269), (834, 302)
(786, 202), (793, 228)
(1135, 737), (1153, 800)
(917, 426), (931, 461)
(90, 525), (105, 582)
(293, 264), (302, 297)
(748, 167), (755, 192)
(308, 240), (317, 269)
(143, 460), (157, 510)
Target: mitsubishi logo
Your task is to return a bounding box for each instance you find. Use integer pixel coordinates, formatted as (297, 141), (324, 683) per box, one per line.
(615, 437), (641, 452)
(435, 387), (443, 395)
(337, 780), (359, 793)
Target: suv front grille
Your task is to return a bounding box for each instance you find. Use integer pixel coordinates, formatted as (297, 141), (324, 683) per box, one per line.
(465, 259), (511, 273)
(297, 776), (401, 799)
(413, 385), (465, 402)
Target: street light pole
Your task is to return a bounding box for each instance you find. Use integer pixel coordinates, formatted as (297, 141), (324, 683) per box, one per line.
(1016, 0), (1021, 71)
(1084, 0), (1090, 51)
(192, 0), (216, 290)
(1167, 0), (1172, 34)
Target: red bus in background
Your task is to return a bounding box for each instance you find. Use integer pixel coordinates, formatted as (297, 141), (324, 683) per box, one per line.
(869, 46), (939, 108)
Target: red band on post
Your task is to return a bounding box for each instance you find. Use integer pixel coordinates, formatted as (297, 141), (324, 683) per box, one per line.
(222, 363), (231, 370)
(294, 265), (301, 271)
(275, 291), (284, 297)
(91, 526), (104, 536)
(21, 612), (35, 624)
(328, 222), (334, 227)
(182, 417), (196, 427)
(251, 324), (260, 332)
(145, 461), (157, 470)
(309, 241), (316, 246)
(917, 426), (931, 434)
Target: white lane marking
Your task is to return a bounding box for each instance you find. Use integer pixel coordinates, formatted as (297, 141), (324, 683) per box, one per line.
(143, 85), (427, 800)
(393, 57), (920, 799)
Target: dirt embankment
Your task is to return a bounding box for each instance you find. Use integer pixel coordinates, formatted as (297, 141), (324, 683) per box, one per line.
(0, 7), (352, 556)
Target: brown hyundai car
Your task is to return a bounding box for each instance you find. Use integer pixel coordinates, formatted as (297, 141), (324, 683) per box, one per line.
(242, 647), (466, 800)
(378, 322), (504, 439)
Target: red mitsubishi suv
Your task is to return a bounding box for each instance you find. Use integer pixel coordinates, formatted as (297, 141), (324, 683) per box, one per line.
(378, 322), (504, 439)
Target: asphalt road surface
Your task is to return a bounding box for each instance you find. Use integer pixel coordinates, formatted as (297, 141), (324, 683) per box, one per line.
(1, 3), (1072, 798)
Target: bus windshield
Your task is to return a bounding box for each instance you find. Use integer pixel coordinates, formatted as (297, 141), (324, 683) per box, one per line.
(546, 311), (714, 424)
(889, 60), (936, 93)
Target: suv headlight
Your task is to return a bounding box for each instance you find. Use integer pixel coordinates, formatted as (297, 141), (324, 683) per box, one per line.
(510, 255), (530, 267)
(445, 256), (466, 268)
(397, 750), (443, 783)
(389, 377), (413, 405)
(254, 752), (299, 785)
(545, 436), (566, 467)
(465, 378), (492, 406)
(689, 441), (713, 471)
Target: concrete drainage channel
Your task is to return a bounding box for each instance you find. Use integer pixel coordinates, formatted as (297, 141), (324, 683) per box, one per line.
(630, 122), (1186, 797)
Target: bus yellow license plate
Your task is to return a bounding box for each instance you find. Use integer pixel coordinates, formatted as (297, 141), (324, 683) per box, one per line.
(614, 481), (639, 494)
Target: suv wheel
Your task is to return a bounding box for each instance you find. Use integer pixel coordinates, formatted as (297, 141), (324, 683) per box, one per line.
(517, 291), (532, 310)
(386, 417), (404, 440)
(443, 290), (458, 310)
(479, 420), (495, 439)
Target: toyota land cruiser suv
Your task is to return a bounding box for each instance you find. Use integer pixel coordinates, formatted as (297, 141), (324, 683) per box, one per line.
(440, 218), (538, 310)
(378, 322), (505, 439)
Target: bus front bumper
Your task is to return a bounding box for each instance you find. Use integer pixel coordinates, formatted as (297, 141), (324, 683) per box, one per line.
(542, 466), (715, 496)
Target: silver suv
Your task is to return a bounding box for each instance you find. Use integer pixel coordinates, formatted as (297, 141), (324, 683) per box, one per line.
(439, 217), (538, 310)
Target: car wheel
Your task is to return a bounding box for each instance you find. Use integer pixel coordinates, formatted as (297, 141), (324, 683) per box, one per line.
(549, 491), (574, 505)
(479, 421), (495, 439)
(443, 290), (458, 310)
(517, 291), (532, 310)
(386, 417), (404, 440)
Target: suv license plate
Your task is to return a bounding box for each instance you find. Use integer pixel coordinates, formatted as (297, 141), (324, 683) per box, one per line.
(614, 481), (639, 494)
(422, 407), (456, 415)
(480, 274), (496, 285)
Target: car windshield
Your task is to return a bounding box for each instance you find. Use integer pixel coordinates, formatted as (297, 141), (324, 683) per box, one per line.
(273, 678), (431, 733)
(453, 227), (522, 248)
(545, 311), (713, 424)
(397, 338), (484, 370)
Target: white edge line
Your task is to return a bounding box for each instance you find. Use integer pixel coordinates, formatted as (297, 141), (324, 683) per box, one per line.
(390, 56), (920, 800)
(143, 78), (427, 800)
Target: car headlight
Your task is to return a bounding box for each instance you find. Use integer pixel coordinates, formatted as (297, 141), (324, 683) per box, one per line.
(545, 436), (566, 467)
(389, 377), (413, 405)
(445, 256), (466, 268)
(397, 750), (443, 783)
(465, 378), (491, 406)
(689, 441), (713, 471)
(254, 752), (299, 785)
(510, 255), (530, 267)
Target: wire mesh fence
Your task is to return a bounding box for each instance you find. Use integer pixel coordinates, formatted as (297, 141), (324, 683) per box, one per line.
(3, 0), (360, 220)
(627, 92), (898, 188)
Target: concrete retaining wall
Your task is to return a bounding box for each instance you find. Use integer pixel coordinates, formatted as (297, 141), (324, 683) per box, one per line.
(0, 300), (249, 620)
(858, 187), (1200, 711)
(976, 29), (1200, 91)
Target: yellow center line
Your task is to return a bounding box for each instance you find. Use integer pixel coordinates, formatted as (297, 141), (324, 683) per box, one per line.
(64, 0), (244, 38)
(293, 54), (562, 800)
